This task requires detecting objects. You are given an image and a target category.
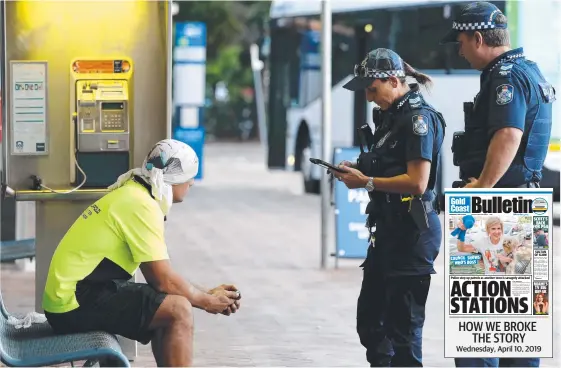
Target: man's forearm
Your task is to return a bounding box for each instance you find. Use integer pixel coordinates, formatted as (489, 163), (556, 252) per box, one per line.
(478, 128), (522, 187)
(160, 271), (213, 311)
(191, 282), (209, 294)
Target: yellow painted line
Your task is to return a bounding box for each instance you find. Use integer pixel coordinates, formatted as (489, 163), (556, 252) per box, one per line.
(550, 142), (560, 152)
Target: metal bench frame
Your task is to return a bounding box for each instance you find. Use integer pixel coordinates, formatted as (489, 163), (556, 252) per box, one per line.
(0, 239), (36, 263)
(0, 292), (130, 367)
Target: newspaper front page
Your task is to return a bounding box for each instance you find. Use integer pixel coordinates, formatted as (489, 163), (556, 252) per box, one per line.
(444, 188), (553, 358)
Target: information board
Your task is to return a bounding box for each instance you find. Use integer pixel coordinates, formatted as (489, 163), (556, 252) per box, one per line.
(333, 146), (370, 259)
(173, 21), (206, 129)
(10, 61), (48, 155)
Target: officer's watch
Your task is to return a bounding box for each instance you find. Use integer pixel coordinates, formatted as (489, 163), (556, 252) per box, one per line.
(365, 177), (375, 192)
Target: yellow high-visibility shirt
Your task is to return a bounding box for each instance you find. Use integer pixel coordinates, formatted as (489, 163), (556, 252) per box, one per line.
(42, 179), (169, 313)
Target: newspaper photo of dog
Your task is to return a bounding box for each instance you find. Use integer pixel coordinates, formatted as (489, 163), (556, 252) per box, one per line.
(501, 235), (532, 275)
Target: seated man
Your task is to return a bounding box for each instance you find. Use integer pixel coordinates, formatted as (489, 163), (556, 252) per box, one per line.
(42, 139), (240, 367)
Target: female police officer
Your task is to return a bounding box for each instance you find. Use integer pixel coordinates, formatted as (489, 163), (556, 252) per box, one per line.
(332, 48), (446, 367)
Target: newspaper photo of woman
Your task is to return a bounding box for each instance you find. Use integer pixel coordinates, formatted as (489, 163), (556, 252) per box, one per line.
(450, 216), (533, 275)
(533, 292), (549, 315)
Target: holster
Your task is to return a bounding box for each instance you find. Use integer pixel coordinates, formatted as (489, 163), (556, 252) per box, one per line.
(451, 131), (466, 167)
(409, 197), (430, 231)
(452, 102), (474, 167)
(364, 194), (383, 230)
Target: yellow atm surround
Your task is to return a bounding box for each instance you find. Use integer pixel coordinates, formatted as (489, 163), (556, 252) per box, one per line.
(69, 58), (134, 188)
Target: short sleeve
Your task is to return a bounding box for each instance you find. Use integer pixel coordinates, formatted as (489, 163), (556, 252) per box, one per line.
(487, 70), (527, 135)
(404, 112), (436, 162)
(112, 200), (169, 263)
(471, 236), (485, 254)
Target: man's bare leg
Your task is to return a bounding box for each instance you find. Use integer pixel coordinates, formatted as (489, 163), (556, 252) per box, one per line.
(151, 329), (165, 367)
(149, 295), (194, 367)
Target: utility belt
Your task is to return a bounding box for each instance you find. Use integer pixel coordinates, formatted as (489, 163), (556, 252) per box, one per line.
(452, 180), (540, 189)
(365, 194), (437, 232)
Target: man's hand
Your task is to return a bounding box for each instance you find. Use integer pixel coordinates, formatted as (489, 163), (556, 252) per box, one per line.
(332, 166), (369, 189)
(205, 294), (236, 314)
(208, 284), (242, 316)
(463, 177), (481, 188)
(221, 299), (241, 316)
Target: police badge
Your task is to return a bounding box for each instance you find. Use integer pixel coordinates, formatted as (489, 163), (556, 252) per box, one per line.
(412, 115), (428, 136)
(496, 84), (514, 105)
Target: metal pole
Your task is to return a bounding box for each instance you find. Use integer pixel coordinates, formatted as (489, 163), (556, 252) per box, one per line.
(320, 0), (332, 269)
(1, 0), (8, 185)
(165, 0), (174, 139)
(250, 43), (268, 154)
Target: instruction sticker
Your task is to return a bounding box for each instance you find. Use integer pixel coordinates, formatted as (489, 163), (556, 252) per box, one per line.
(10, 61), (48, 155)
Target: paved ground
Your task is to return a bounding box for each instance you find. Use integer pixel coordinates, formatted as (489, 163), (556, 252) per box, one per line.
(1, 142), (559, 367)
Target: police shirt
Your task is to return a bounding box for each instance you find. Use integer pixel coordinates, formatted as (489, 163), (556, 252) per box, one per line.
(466, 47), (555, 187)
(367, 84), (445, 276)
(370, 83), (444, 202)
(43, 179), (169, 314)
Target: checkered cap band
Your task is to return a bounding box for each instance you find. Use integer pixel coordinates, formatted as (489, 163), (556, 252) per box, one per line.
(452, 21), (496, 31)
(354, 64), (406, 79)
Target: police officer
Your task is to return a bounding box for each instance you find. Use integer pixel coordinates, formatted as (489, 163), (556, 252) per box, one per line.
(332, 48), (446, 367)
(440, 2), (555, 367)
(442, 1), (555, 191)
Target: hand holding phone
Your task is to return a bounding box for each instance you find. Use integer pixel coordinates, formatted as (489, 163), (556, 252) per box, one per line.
(309, 158), (348, 173)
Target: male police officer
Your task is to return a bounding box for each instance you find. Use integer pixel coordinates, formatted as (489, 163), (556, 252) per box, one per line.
(442, 1), (555, 192)
(440, 1), (554, 367)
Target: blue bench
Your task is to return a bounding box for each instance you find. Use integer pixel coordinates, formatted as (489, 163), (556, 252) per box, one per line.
(0, 293), (130, 367)
(0, 239), (36, 263)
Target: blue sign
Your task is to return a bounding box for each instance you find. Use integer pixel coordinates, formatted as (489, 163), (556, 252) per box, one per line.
(175, 22), (207, 49)
(172, 21), (207, 127)
(173, 126), (205, 180)
(450, 254), (482, 266)
(300, 30), (320, 70)
(449, 196), (471, 214)
(333, 147), (370, 259)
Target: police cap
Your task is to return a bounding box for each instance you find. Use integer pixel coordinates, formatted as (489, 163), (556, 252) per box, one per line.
(440, 1), (507, 44)
(342, 48), (405, 92)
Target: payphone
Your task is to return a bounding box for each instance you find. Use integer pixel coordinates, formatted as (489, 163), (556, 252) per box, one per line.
(70, 59), (133, 188)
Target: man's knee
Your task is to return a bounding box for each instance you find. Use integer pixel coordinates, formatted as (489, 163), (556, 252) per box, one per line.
(150, 295), (193, 330)
(168, 296), (193, 328)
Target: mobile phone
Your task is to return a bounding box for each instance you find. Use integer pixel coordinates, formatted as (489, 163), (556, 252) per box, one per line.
(309, 158), (348, 173)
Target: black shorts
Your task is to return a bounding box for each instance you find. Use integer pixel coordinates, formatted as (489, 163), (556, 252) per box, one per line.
(45, 279), (167, 345)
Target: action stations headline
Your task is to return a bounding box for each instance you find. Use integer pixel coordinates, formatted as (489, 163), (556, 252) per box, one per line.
(444, 188), (553, 358)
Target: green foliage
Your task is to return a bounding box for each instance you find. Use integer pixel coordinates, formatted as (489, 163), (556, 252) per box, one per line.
(174, 1), (271, 138)
(175, 1), (271, 100)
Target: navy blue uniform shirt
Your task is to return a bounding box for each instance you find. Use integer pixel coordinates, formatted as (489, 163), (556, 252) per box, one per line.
(368, 84), (445, 276)
(466, 47), (555, 187)
(371, 84), (445, 202)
